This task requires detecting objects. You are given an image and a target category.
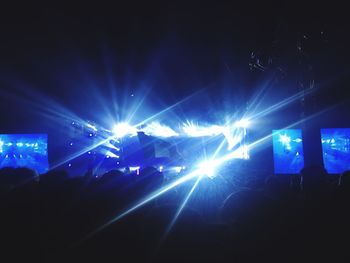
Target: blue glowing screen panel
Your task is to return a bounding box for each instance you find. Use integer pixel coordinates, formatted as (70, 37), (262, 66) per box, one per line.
(0, 134), (49, 174)
(272, 129), (304, 174)
(321, 128), (350, 174)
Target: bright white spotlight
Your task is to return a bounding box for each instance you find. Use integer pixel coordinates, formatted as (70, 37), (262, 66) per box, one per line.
(279, 134), (291, 145)
(198, 160), (217, 178)
(234, 119), (250, 128)
(113, 123), (137, 138)
(279, 134), (292, 151)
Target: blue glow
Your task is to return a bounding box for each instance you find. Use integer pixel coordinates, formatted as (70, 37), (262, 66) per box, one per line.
(272, 129), (304, 174)
(0, 134), (49, 174)
(321, 128), (350, 174)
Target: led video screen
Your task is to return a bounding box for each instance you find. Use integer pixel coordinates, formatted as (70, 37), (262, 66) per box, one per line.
(0, 134), (49, 174)
(321, 128), (350, 174)
(272, 129), (304, 174)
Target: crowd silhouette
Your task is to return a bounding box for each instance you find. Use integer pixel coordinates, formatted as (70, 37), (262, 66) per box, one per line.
(0, 164), (349, 262)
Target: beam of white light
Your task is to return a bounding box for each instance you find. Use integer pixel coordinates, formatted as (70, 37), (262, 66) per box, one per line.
(246, 78), (272, 114)
(198, 160), (218, 178)
(0, 85), (85, 128)
(77, 169), (201, 245)
(246, 87), (315, 121)
(135, 90), (204, 128)
(160, 129), (233, 243)
(161, 175), (203, 243)
(142, 121), (179, 137)
(212, 137), (228, 158)
(125, 88), (152, 124)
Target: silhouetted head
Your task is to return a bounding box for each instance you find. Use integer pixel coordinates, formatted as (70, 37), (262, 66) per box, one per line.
(14, 167), (39, 183)
(99, 169), (124, 183)
(339, 170), (350, 187)
(300, 165), (328, 187)
(40, 169), (69, 186)
(220, 190), (273, 227)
